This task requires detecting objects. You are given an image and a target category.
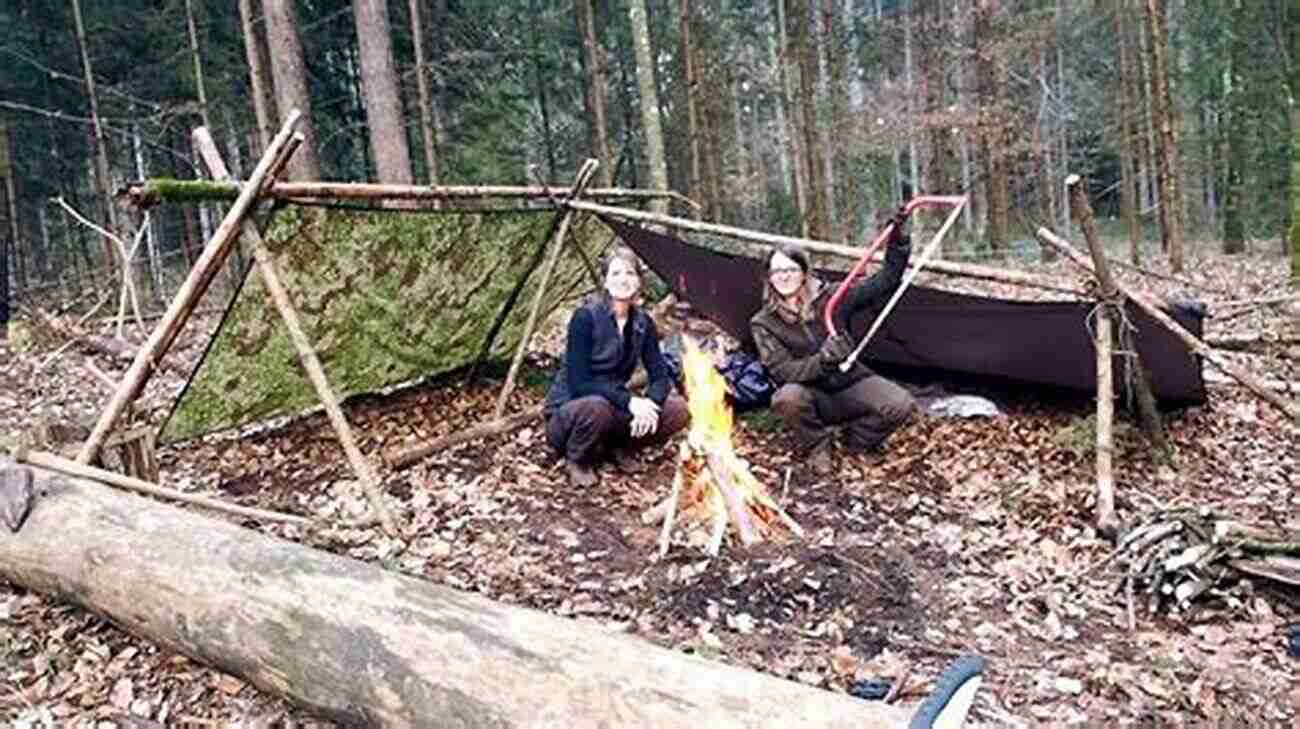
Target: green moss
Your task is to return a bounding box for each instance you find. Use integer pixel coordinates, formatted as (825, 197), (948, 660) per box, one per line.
(136, 178), (241, 205)
(163, 207), (602, 442)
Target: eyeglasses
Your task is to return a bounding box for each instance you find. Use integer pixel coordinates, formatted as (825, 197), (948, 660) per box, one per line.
(769, 266), (803, 277)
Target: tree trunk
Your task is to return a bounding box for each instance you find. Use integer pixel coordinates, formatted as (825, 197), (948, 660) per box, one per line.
(1221, 0), (1247, 254)
(576, 0), (614, 187)
(790, 0), (828, 240)
(185, 0), (212, 130)
(1114, 0), (1142, 265)
(353, 0), (414, 184)
(1144, 0), (1185, 272)
(975, 0), (1008, 255)
(628, 0), (670, 215)
(903, 0), (922, 199)
(770, 0), (798, 207)
(0, 119), (12, 338)
(681, 0), (703, 220)
(0, 464), (913, 729)
(408, 0), (442, 186)
(262, 0), (322, 180)
(240, 0), (278, 153)
(823, 0), (845, 242)
(1292, 0), (1300, 286)
(70, 0), (119, 273)
(923, 0), (957, 253)
(531, 0), (558, 180)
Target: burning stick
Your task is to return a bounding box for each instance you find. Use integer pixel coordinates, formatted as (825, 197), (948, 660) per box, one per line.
(642, 338), (803, 556)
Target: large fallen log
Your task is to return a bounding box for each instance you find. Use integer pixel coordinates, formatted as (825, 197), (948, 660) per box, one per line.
(0, 460), (911, 728)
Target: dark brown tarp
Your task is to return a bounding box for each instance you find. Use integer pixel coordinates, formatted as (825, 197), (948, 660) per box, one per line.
(603, 217), (1206, 407)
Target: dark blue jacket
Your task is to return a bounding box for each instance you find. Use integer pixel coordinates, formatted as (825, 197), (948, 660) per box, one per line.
(544, 297), (673, 415)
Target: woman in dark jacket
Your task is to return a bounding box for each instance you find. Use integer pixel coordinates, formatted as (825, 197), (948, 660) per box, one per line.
(749, 209), (917, 476)
(544, 247), (689, 487)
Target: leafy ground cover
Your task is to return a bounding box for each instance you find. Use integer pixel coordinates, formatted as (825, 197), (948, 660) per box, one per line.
(2, 247), (1297, 728)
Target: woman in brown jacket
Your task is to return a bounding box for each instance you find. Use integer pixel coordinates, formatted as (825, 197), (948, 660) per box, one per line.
(749, 209), (918, 476)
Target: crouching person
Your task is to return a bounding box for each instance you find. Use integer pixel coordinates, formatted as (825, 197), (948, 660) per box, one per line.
(544, 247), (689, 487)
(748, 208), (918, 476)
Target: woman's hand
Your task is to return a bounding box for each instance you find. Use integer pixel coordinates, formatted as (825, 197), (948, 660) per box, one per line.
(628, 397), (661, 437)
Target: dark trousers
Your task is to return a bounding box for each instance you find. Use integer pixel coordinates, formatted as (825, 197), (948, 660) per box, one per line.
(545, 395), (690, 464)
(770, 376), (916, 452)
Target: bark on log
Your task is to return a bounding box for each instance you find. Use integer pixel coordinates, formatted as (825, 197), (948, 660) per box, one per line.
(0, 462), (912, 729)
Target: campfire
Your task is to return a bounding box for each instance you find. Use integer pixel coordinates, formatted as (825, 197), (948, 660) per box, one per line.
(642, 337), (803, 556)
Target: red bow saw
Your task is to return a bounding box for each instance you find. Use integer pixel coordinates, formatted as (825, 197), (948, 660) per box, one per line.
(823, 194), (969, 373)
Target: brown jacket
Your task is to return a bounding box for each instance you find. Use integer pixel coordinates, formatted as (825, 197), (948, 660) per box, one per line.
(749, 236), (911, 391)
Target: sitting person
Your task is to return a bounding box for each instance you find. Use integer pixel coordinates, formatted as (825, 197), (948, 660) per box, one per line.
(749, 207), (918, 476)
(544, 247), (689, 486)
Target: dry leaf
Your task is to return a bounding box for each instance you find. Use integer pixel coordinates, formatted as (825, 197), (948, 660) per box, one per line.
(213, 674), (246, 696)
(109, 677), (134, 709)
(829, 645), (859, 677)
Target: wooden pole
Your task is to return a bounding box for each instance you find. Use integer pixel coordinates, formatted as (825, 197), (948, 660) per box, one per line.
(1066, 174), (1169, 456)
(1036, 226), (1299, 421)
(493, 160), (599, 420)
(77, 111), (304, 466)
(191, 127), (399, 537)
(0, 465), (914, 728)
(569, 199), (1086, 297)
(1094, 309), (1119, 536)
(119, 179), (694, 208)
(386, 409), (542, 468)
(14, 447), (310, 526)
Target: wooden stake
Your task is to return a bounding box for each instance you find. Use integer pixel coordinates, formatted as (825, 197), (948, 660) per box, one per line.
(1036, 226), (1299, 421)
(493, 160), (599, 420)
(15, 447), (310, 526)
(1095, 307), (1119, 536)
(191, 126), (399, 538)
(77, 110), (304, 466)
(1067, 174), (1169, 456)
(568, 199), (1085, 297)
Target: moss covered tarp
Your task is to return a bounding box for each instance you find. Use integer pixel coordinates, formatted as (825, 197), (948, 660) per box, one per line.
(161, 205), (600, 443)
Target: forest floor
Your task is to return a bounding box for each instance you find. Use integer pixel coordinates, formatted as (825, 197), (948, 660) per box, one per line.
(1, 245), (1298, 728)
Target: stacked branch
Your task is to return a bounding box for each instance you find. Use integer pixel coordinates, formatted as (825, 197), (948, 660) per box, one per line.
(1115, 508), (1300, 623)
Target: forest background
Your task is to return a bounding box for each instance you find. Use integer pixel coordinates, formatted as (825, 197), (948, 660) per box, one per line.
(0, 0), (1298, 315)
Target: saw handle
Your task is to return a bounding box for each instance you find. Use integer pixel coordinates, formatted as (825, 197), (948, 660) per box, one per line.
(822, 195), (965, 339)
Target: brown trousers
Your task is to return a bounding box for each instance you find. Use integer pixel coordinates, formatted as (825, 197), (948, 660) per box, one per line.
(545, 395), (690, 464)
(770, 376), (915, 452)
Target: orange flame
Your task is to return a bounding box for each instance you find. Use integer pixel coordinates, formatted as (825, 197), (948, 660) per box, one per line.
(682, 337), (733, 448)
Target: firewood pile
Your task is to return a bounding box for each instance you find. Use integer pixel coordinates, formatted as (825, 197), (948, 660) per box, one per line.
(1116, 507), (1300, 623)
